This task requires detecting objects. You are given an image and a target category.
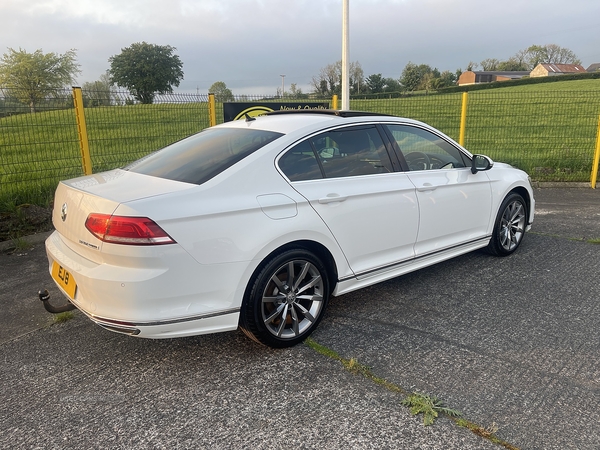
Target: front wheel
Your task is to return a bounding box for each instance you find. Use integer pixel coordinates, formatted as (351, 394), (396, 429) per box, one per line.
(487, 192), (527, 256)
(240, 249), (330, 348)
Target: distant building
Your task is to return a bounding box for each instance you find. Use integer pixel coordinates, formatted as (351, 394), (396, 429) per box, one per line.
(530, 63), (586, 77)
(586, 63), (600, 73)
(457, 71), (529, 86)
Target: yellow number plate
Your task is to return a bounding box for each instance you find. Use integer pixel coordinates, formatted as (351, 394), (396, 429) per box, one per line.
(51, 262), (77, 300)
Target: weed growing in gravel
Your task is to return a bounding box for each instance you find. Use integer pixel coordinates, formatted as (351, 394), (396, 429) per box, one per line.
(401, 392), (461, 426)
(53, 311), (74, 324)
(304, 337), (520, 449)
(11, 237), (33, 251)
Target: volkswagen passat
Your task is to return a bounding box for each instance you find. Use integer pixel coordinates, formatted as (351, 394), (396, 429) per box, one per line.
(45, 110), (534, 347)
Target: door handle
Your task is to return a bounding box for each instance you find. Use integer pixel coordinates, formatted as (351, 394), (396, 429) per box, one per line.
(318, 194), (348, 204)
(416, 183), (437, 192)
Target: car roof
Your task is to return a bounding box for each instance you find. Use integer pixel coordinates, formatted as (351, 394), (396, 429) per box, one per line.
(213, 110), (424, 135)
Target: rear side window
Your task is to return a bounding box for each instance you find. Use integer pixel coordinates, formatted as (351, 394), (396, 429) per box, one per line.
(126, 128), (283, 185)
(278, 140), (323, 182)
(316, 127), (393, 178)
(279, 126), (393, 181)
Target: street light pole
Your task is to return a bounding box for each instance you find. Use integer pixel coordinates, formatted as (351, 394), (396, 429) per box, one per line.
(341, 0), (349, 110)
(280, 74), (285, 98)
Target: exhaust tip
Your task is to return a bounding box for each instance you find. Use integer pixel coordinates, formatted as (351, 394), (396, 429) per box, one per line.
(98, 323), (141, 336)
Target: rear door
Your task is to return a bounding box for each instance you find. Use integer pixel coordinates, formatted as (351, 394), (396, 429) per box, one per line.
(278, 125), (419, 276)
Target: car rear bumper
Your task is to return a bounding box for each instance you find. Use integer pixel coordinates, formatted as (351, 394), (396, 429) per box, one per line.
(81, 307), (240, 338)
(45, 230), (244, 338)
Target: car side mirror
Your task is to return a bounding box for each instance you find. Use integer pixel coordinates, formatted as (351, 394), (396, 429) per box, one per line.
(471, 154), (494, 174)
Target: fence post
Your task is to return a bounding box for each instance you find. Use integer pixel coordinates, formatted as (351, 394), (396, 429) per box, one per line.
(208, 93), (217, 127)
(591, 114), (600, 189)
(332, 95), (338, 110)
(72, 87), (93, 175)
(459, 92), (468, 147)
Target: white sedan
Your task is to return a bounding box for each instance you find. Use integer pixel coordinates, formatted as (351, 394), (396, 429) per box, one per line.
(45, 110), (534, 347)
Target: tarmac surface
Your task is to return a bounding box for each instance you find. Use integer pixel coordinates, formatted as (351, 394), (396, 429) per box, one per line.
(0, 187), (599, 449)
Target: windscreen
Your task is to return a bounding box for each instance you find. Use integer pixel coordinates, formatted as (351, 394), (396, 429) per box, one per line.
(126, 128), (283, 185)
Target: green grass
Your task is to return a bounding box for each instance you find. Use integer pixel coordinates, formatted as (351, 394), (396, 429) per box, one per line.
(499, 78), (600, 91)
(8, 236), (33, 252)
(304, 338), (519, 449)
(53, 311), (75, 324)
(351, 85), (600, 181)
(2, 81), (600, 211)
(0, 102), (210, 208)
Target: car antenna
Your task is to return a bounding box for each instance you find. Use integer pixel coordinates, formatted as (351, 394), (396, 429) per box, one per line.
(245, 113), (256, 122)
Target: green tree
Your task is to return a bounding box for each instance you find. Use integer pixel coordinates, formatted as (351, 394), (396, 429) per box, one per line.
(382, 77), (401, 92)
(311, 62), (340, 95)
(365, 74), (385, 93)
(438, 70), (457, 88)
(496, 57), (528, 71)
(400, 63), (435, 91)
(0, 48), (80, 112)
(208, 81), (234, 101)
(515, 44), (581, 70)
(82, 72), (115, 107)
(108, 42), (184, 104)
(465, 61), (478, 72)
(311, 61), (364, 96)
(284, 83), (307, 99)
(480, 58), (500, 71)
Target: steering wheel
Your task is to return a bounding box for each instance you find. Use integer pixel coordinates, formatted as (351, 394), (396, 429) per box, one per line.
(404, 152), (431, 171)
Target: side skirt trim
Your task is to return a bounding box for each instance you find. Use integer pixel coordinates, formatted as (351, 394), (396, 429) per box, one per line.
(338, 235), (491, 282)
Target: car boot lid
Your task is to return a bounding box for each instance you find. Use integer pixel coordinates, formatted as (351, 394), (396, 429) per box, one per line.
(53, 169), (194, 253)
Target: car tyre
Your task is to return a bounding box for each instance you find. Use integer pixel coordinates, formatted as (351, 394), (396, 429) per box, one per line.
(487, 192), (527, 256)
(240, 249), (330, 348)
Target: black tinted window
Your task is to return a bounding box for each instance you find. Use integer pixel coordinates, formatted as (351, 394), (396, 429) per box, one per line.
(278, 140), (323, 182)
(385, 124), (468, 171)
(315, 127), (393, 178)
(279, 126), (393, 181)
(127, 128), (283, 185)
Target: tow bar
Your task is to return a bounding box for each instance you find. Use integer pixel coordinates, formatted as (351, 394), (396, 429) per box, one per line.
(38, 289), (77, 314)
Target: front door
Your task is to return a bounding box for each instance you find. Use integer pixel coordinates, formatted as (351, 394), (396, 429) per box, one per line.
(384, 124), (492, 256)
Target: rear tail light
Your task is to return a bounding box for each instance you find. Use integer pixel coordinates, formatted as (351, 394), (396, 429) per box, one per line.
(85, 214), (176, 245)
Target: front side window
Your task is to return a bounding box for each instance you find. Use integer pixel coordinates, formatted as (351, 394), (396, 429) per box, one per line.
(385, 124), (469, 171)
(279, 126), (393, 181)
(127, 128), (283, 185)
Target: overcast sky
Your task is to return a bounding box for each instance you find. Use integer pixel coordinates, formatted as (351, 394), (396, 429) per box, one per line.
(1, 0), (599, 95)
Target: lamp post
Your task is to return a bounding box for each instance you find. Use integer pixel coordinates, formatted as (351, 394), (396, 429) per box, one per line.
(341, 0), (349, 110)
(280, 74), (285, 98)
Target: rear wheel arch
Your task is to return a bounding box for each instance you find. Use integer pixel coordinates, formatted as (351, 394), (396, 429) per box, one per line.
(247, 240), (339, 298)
(239, 242), (337, 347)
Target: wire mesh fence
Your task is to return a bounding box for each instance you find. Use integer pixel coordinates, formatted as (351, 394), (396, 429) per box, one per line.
(0, 89), (80, 208)
(0, 88), (211, 207)
(82, 91), (210, 173)
(351, 91), (600, 182)
(1, 87), (599, 210)
(461, 91), (600, 182)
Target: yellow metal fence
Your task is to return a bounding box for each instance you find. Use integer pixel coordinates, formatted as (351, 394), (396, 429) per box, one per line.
(1, 87), (599, 209)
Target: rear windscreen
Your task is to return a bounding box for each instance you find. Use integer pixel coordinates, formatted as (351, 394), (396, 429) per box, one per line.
(126, 128), (283, 185)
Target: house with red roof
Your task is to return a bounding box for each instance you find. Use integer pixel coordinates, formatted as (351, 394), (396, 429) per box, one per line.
(530, 63), (586, 77)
